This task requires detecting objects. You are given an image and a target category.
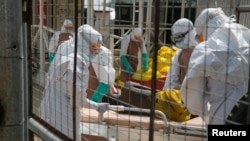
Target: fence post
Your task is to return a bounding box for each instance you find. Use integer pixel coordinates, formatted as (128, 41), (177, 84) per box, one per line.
(0, 0), (28, 141)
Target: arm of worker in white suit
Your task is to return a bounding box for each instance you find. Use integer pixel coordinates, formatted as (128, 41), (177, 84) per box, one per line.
(120, 35), (130, 56)
(48, 32), (60, 63)
(179, 44), (210, 122)
(140, 38), (149, 71)
(83, 99), (109, 114)
(163, 49), (182, 90)
(180, 77), (208, 119)
(91, 46), (116, 102)
(77, 57), (109, 114)
(92, 46), (116, 84)
(48, 32), (60, 53)
(57, 53), (109, 114)
(120, 35), (133, 72)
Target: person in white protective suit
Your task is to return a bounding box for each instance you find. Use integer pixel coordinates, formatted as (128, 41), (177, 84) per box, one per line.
(88, 45), (116, 102)
(39, 24), (110, 141)
(48, 19), (74, 63)
(180, 7), (250, 125)
(119, 27), (149, 82)
(163, 18), (198, 90)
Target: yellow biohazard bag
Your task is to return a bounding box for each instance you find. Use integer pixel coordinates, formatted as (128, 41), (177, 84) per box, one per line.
(155, 89), (191, 122)
(132, 68), (162, 81)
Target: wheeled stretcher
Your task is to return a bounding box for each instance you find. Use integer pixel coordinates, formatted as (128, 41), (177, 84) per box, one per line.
(80, 105), (207, 141)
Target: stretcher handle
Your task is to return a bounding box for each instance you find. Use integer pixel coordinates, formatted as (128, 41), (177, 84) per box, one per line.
(108, 105), (125, 111)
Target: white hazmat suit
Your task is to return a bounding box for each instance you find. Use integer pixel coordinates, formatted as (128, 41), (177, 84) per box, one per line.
(40, 24), (109, 141)
(180, 8), (250, 125)
(120, 27), (148, 82)
(163, 18), (198, 90)
(48, 19), (74, 63)
(90, 46), (116, 102)
(92, 46), (115, 85)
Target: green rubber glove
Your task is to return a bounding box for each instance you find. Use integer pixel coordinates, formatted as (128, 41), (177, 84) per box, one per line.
(142, 53), (149, 71)
(49, 52), (55, 63)
(120, 55), (134, 73)
(91, 82), (110, 102)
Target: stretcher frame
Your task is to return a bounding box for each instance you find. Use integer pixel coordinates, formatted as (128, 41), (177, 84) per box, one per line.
(80, 105), (208, 141)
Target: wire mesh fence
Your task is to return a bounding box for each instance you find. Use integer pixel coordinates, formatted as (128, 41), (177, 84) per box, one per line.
(29, 0), (250, 141)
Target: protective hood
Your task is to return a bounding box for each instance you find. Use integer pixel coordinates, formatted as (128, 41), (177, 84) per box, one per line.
(188, 22), (250, 85)
(172, 18), (198, 48)
(55, 24), (103, 66)
(181, 21), (250, 124)
(61, 19), (74, 33)
(130, 27), (143, 41)
(195, 7), (236, 40)
(77, 24), (103, 57)
(91, 46), (115, 84)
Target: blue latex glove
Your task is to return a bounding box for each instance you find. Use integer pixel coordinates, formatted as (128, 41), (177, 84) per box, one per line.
(120, 55), (134, 73)
(49, 52), (55, 63)
(97, 103), (110, 114)
(91, 82), (110, 102)
(142, 53), (149, 71)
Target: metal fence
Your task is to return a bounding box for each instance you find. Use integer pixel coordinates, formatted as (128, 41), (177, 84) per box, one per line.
(1, 0), (250, 141)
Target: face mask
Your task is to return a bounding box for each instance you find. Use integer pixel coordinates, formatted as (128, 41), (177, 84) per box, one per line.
(89, 53), (96, 60)
(175, 40), (188, 49)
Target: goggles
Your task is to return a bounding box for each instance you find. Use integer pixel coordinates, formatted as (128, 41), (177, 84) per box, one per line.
(171, 29), (191, 43)
(134, 35), (142, 40)
(89, 42), (101, 54)
(64, 24), (74, 29)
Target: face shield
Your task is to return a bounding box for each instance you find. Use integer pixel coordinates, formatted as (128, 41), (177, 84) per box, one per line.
(88, 42), (101, 60)
(171, 18), (197, 49)
(62, 19), (74, 31)
(83, 36), (102, 60)
(134, 34), (142, 40)
(89, 42), (101, 55)
(171, 29), (191, 43)
(131, 28), (143, 41)
(64, 24), (74, 30)
(77, 24), (103, 59)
